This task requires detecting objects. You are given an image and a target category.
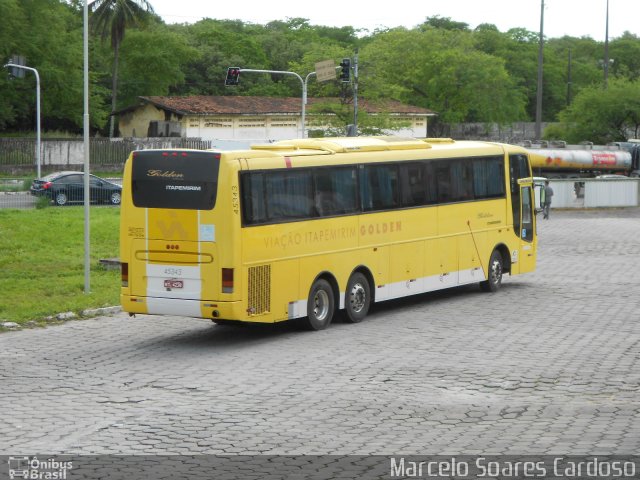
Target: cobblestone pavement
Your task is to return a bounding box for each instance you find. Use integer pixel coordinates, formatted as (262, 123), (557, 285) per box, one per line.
(1, 209), (639, 458)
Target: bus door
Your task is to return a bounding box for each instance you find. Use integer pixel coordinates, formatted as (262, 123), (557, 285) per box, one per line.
(518, 183), (536, 274)
(510, 154), (536, 275)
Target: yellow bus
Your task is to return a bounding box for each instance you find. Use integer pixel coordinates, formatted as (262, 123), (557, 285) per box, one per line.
(120, 136), (536, 330)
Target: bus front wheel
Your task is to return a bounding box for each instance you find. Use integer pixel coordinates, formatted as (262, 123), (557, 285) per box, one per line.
(344, 272), (371, 323)
(305, 279), (335, 330)
(480, 250), (503, 292)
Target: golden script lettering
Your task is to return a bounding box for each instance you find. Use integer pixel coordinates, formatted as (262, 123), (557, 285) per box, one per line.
(147, 170), (185, 179)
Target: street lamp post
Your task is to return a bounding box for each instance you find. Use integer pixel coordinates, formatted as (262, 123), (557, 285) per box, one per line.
(83, 0), (91, 293)
(3, 63), (41, 178)
(535, 0), (544, 140)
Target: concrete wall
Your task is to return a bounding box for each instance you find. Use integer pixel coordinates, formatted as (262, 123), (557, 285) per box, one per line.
(119, 103), (168, 138)
(119, 107), (431, 142)
(547, 178), (640, 209)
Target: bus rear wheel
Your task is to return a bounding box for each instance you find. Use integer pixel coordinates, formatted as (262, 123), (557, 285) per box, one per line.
(344, 272), (371, 323)
(305, 279), (335, 331)
(480, 249), (503, 292)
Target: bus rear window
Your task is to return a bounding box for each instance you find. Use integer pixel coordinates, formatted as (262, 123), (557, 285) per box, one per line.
(131, 151), (220, 210)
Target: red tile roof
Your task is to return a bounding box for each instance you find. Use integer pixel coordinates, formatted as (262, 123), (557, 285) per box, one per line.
(139, 96), (435, 116)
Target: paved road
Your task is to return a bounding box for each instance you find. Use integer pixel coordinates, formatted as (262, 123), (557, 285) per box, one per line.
(1, 209), (639, 467)
(0, 192), (36, 209)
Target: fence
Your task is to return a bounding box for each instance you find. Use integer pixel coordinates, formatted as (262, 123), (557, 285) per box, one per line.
(547, 178), (640, 209)
(0, 137), (212, 175)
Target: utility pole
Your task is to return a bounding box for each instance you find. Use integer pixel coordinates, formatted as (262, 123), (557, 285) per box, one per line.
(535, 0), (544, 140)
(567, 48), (572, 106)
(352, 50), (359, 137)
(83, 0), (91, 294)
(604, 0), (610, 88)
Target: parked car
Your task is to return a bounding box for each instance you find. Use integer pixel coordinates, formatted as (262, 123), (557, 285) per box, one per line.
(30, 171), (122, 206)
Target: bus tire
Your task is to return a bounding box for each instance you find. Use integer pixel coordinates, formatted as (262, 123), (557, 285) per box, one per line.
(305, 278), (335, 330)
(344, 272), (371, 323)
(480, 249), (503, 292)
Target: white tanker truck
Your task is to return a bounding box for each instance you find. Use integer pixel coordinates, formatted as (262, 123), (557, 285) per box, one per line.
(525, 140), (640, 178)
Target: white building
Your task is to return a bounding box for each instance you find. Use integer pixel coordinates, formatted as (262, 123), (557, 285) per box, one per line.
(117, 96), (436, 146)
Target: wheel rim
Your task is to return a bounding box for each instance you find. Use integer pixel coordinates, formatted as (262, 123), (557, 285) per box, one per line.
(56, 193), (66, 205)
(313, 290), (330, 321)
(111, 192), (121, 204)
(349, 282), (366, 313)
(490, 259), (502, 285)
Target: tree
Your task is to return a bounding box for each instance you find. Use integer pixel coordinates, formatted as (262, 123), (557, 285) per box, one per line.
(419, 16), (469, 32)
(116, 26), (197, 108)
(609, 32), (640, 81)
(0, 0), (27, 129)
(89, 0), (154, 137)
(547, 78), (640, 143)
(360, 28), (526, 131)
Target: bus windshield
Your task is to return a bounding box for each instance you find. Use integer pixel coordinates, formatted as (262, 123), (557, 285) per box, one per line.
(131, 150), (220, 210)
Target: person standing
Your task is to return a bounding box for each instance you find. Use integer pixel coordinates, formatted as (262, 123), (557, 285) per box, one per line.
(543, 180), (554, 219)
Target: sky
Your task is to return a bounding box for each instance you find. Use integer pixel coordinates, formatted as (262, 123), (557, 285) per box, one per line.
(150, 0), (639, 40)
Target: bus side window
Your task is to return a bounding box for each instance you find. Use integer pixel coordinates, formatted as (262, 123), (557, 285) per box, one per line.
(473, 156), (505, 199)
(314, 167), (358, 216)
(361, 164), (399, 212)
(241, 173), (266, 225)
(399, 162), (427, 207)
(510, 154), (529, 192)
(435, 161), (452, 203)
(265, 170), (314, 221)
(450, 160), (474, 201)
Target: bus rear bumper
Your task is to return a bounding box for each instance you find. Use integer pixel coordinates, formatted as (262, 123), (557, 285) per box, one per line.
(121, 295), (249, 321)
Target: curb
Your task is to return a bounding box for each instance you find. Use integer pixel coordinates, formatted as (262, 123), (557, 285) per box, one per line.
(1, 306), (123, 332)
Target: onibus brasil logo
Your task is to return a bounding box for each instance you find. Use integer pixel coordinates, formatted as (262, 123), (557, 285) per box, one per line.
(7, 457), (73, 479)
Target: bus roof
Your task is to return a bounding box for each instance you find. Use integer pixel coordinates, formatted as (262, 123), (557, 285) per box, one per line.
(251, 136), (450, 154)
(248, 136), (519, 156)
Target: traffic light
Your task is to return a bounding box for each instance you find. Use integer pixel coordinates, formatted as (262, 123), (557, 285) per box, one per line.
(339, 58), (351, 83)
(225, 67), (240, 86)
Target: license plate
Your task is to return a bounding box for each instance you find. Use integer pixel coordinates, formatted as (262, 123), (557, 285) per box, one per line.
(164, 279), (183, 289)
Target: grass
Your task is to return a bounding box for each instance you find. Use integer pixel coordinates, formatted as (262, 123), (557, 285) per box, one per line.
(0, 206), (120, 324)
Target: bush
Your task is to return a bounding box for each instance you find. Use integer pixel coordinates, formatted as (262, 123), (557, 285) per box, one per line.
(35, 196), (51, 209)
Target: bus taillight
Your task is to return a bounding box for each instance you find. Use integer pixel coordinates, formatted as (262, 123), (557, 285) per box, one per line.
(222, 268), (234, 293)
(121, 262), (129, 287)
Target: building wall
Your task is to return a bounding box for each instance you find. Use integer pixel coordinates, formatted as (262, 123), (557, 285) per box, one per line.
(184, 114), (301, 141)
(183, 115), (429, 141)
(119, 104), (162, 138)
(119, 104), (183, 138)
(120, 106), (430, 141)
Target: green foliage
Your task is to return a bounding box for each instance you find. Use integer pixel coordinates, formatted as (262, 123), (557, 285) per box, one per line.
(2, 0), (640, 143)
(117, 26), (197, 107)
(306, 99), (411, 136)
(0, 207), (120, 322)
(90, 0), (155, 136)
(35, 196), (51, 209)
(549, 78), (640, 143)
(360, 28), (526, 127)
(420, 16), (470, 32)
(609, 32), (640, 81)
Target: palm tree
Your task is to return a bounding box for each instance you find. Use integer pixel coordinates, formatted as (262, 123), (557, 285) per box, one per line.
(89, 0), (154, 137)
